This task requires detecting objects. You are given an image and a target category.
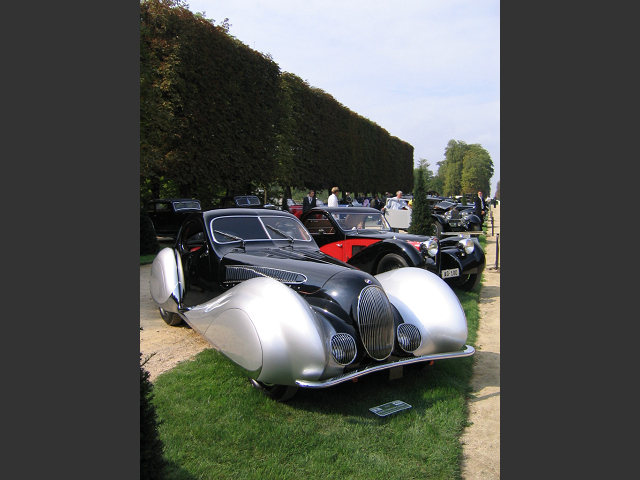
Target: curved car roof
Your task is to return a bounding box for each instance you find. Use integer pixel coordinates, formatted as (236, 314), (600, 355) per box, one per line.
(203, 208), (296, 222)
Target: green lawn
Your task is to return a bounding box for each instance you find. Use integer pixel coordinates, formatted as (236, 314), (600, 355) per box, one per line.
(151, 288), (481, 480)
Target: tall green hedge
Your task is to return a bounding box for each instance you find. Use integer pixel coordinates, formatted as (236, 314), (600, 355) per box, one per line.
(141, 0), (414, 203)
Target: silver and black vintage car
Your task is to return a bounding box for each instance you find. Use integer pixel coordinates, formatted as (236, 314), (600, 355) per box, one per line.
(150, 208), (474, 400)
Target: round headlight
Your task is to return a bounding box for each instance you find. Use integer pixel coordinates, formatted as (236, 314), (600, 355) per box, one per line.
(458, 238), (475, 254)
(421, 238), (438, 257)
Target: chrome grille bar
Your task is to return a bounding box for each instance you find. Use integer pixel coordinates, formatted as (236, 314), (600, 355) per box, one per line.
(356, 286), (394, 361)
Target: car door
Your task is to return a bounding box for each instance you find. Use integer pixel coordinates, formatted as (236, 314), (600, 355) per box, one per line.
(177, 218), (218, 308)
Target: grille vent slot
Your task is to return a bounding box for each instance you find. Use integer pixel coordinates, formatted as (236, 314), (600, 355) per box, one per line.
(225, 266), (306, 284)
(356, 286), (394, 361)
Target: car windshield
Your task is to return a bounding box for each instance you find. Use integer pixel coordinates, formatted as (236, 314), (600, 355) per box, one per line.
(210, 215), (311, 244)
(332, 212), (391, 232)
(173, 200), (201, 210)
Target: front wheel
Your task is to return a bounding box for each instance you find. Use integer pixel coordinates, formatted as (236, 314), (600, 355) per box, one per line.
(430, 222), (443, 239)
(448, 273), (481, 291)
(376, 253), (409, 274)
(159, 307), (183, 326)
(250, 379), (298, 402)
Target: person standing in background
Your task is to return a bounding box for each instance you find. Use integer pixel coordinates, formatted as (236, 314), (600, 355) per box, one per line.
(328, 187), (340, 207)
(302, 189), (317, 213)
(474, 190), (487, 223)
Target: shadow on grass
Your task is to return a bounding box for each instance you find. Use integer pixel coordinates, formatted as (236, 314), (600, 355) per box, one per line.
(281, 357), (474, 420)
(162, 460), (198, 480)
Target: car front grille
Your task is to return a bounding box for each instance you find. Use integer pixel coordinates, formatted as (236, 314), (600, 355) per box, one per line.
(356, 286), (395, 361)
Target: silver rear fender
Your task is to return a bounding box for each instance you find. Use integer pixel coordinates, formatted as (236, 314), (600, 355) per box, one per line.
(375, 267), (468, 355)
(183, 277), (332, 386)
(149, 248), (184, 313)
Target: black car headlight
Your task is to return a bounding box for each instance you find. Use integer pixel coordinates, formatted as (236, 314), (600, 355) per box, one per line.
(458, 238), (474, 254)
(420, 239), (438, 257)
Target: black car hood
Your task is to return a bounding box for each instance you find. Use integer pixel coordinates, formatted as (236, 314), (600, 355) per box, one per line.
(222, 246), (361, 291)
(345, 230), (431, 243)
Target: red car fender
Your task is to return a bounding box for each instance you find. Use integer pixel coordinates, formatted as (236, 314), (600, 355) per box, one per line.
(320, 238), (380, 262)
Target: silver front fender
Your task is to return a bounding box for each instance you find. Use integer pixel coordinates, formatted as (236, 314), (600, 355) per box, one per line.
(375, 267), (468, 355)
(149, 248), (184, 313)
(183, 277), (331, 386)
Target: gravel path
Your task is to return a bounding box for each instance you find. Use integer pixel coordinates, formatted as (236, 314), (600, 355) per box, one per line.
(461, 204), (501, 479)
(139, 206), (501, 476)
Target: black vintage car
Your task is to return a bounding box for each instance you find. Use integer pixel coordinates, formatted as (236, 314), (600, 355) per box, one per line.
(150, 208), (474, 401)
(145, 198), (201, 237)
(300, 206), (485, 291)
(430, 200), (483, 238)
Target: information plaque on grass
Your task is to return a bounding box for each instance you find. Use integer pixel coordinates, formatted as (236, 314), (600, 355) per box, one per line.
(369, 400), (412, 417)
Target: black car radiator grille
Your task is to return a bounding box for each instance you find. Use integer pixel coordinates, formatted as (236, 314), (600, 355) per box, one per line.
(356, 286), (395, 361)
(224, 265), (307, 285)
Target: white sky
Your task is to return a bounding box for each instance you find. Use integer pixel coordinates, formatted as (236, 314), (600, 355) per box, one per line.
(185, 0), (500, 194)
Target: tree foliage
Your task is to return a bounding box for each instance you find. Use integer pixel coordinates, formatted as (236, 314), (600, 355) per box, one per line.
(140, 0), (414, 205)
(408, 168), (433, 235)
(436, 140), (494, 197)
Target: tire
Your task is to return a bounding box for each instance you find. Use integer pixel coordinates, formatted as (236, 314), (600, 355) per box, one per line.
(159, 307), (183, 326)
(470, 223), (482, 232)
(250, 379), (298, 402)
(448, 273), (481, 291)
(430, 222), (443, 239)
(376, 253), (409, 274)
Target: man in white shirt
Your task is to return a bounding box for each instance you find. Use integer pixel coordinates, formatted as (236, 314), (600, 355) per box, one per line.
(328, 186), (340, 207)
(383, 191), (407, 211)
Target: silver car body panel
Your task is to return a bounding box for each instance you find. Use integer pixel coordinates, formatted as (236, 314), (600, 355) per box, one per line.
(375, 267), (468, 355)
(183, 277), (331, 385)
(149, 248), (184, 313)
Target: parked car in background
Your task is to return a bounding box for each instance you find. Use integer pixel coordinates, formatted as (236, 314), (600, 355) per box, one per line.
(430, 200), (483, 238)
(219, 195), (276, 209)
(382, 196), (484, 240)
(300, 206), (485, 290)
(150, 208), (474, 401)
(286, 199), (303, 217)
(145, 198), (201, 238)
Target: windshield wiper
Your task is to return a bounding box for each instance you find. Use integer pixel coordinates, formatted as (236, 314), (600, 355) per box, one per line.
(213, 230), (246, 250)
(265, 224), (294, 246)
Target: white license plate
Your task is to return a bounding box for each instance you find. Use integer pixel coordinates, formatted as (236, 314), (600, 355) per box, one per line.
(441, 268), (460, 279)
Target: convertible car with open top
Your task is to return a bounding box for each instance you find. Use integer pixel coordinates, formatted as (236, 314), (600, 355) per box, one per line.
(150, 208), (474, 401)
(300, 206), (485, 291)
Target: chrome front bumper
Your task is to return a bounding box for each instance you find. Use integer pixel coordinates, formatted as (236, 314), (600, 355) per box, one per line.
(295, 344), (475, 388)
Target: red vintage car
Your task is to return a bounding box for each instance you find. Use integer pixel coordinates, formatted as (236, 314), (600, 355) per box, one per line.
(300, 206), (485, 290)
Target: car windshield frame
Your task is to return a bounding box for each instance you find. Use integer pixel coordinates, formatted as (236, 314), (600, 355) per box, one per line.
(330, 211), (392, 232)
(209, 215), (312, 244)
